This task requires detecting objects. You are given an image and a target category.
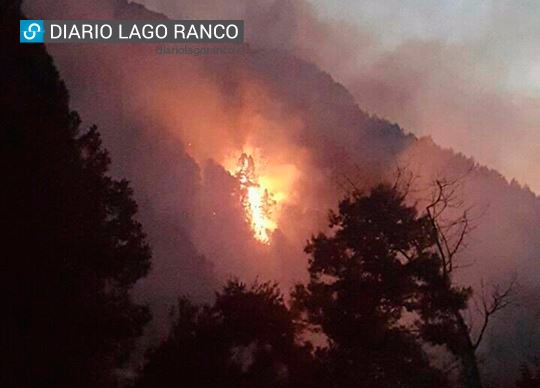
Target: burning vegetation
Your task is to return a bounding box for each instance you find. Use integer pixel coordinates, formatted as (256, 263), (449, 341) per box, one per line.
(234, 153), (277, 244)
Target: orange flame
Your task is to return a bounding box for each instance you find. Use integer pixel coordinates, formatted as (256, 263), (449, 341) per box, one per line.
(235, 153), (277, 244)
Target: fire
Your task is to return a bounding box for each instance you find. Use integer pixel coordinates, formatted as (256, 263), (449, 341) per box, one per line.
(234, 153), (277, 244)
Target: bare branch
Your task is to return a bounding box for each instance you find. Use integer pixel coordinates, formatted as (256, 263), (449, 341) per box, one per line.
(472, 276), (517, 349)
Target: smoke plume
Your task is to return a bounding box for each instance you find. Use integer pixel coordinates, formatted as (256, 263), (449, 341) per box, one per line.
(23, 0), (540, 382)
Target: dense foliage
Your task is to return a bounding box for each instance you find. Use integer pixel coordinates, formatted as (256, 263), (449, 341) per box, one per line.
(2, 3), (150, 387)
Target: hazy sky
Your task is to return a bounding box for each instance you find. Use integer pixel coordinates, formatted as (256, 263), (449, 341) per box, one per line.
(138, 0), (540, 193)
(306, 0), (540, 192)
(309, 0), (540, 97)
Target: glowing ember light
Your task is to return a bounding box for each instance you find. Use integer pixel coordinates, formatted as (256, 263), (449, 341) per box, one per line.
(234, 153), (276, 244)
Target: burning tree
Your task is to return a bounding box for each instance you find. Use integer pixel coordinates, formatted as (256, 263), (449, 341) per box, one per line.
(234, 153), (277, 244)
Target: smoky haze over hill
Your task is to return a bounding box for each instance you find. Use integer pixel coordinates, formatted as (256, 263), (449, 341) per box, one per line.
(23, 0), (540, 384)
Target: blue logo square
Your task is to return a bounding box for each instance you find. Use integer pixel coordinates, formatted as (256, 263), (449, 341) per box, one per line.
(20, 20), (44, 43)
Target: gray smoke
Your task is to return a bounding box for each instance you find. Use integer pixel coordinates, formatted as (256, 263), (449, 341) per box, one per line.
(23, 0), (540, 383)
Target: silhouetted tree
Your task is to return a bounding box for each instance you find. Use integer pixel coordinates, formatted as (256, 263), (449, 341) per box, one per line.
(2, 3), (150, 387)
(134, 280), (317, 388)
(416, 178), (515, 388)
(293, 184), (449, 388)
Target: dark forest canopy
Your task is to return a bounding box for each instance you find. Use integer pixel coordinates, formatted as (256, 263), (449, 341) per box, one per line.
(132, 183), (520, 388)
(1, 2), (150, 387)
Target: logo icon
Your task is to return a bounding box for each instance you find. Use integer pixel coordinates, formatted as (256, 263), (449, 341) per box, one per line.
(20, 20), (44, 43)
